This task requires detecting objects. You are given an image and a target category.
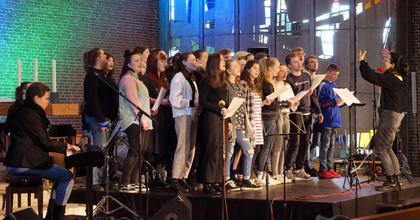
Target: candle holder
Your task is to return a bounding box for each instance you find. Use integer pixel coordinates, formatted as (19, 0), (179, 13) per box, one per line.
(50, 92), (59, 103)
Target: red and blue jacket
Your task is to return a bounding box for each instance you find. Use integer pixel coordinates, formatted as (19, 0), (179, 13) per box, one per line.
(318, 79), (342, 128)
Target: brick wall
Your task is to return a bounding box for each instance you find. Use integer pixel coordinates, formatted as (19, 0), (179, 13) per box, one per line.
(0, 0), (159, 133)
(407, 0), (420, 177)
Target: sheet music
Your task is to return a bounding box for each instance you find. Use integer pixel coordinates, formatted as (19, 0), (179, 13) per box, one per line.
(333, 88), (362, 106)
(294, 90), (310, 101)
(224, 97), (245, 119)
(279, 88), (295, 101)
(266, 86), (289, 100)
(152, 88), (167, 111)
(310, 74), (326, 91)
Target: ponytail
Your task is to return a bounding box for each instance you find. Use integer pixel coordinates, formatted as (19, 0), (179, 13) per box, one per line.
(83, 47), (102, 73)
(390, 52), (409, 76)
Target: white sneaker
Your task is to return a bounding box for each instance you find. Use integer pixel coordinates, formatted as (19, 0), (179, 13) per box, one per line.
(132, 183), (148, 192)
(119, 184), (137, 193)
(268, 175), (281, 185)
(278, 174), (292, 183)
(285, 170), (295, 181)
(225, 179), (241, 191)
(255, 176), (265, 184)
(293, 169), (312, 181)
(241, 179), (263, 190)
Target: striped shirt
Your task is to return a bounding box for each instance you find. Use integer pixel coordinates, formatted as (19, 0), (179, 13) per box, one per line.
(253, 93), (264, 145)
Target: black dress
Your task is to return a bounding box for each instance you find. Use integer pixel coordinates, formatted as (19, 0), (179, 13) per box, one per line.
(199, 77), (229, 183)
(139, 73), (177, 159)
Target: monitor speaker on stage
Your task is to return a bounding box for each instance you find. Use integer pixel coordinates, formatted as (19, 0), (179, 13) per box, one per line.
(247, 47), (269, 55)
(3, 208), (41, 220)
(150, 191), (192, 220)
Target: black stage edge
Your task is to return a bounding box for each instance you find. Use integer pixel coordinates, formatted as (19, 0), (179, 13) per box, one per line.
(68, 176), (420, 220)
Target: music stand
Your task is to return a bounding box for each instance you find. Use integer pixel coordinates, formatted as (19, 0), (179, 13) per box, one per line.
(262, 111), (306, 220)
(333, 88), (365, 218)
(93, 120), (140, 218)
(342, 103), (366, 190)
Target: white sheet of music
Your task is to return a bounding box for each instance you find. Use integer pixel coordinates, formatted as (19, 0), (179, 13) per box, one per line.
(333, 88), (362, 106)
(152, 88), (167, 111)
(266, 86), (289, 100)
(310, 74), (326, 91)
(294, 90), (310, 101)
(224, 97), (245, 119)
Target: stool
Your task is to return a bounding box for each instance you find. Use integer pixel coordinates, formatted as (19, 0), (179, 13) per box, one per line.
(5, 174), (43, 218)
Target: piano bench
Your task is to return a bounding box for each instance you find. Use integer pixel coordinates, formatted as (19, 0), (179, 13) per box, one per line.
(5, 174), (44, 218)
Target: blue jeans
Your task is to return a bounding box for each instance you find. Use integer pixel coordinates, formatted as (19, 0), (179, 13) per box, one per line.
(8, 165), (74, 206)
(225, 130), (254, 180)
(375, 108), (401, 176)
(319, 127), (337, 171)
(257, 120), (277, 172)
(85, 115), (109, 185)
(306, 114), (320, 169)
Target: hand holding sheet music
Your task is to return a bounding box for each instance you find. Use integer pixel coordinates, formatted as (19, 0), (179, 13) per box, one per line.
(152, 88), (167, 111)
(224, 97), (245, 119)
(310, 74), (326, 91)
(294, 90), (310, 101)
(333, 88), (363, 106)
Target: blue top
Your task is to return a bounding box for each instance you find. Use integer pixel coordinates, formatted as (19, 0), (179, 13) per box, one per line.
(318, 79), (341, 128)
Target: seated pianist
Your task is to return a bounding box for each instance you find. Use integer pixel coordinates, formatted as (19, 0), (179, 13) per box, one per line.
(3, 82), (80, 220)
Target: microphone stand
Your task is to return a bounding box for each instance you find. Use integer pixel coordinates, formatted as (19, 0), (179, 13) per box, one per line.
(93, 120), (140, 218)
(94, 71), (155, 219)
(219, 101), (226, 220)
(262, 110), (306, 220)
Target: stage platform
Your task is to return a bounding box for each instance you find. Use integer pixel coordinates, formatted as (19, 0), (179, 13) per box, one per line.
(68, 175), (420, 220)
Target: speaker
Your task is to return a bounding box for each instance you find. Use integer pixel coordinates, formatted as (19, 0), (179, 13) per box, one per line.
(3, 208), (41, 220)
(247, 47), (269, 55)
(151, 191), (192, 220)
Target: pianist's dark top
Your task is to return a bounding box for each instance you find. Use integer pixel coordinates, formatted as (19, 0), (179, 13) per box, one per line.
(4, 98), (67, 169)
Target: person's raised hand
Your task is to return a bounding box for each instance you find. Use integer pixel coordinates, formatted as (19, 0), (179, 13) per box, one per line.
(358, 50), (367, 61)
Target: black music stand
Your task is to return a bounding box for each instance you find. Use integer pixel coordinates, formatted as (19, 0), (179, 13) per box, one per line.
(342, 103), (366, 190)
(262, 111), (306, 220)
(93, 120), (140, 218)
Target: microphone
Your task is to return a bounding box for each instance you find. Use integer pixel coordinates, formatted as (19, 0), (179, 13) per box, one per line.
(377, 67), (385, 73)
(218, 100), (226, 107)
(278, 101), (290, 109)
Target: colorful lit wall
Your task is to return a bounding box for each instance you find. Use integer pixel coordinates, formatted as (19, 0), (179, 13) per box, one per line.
(0, 0), (159, 131)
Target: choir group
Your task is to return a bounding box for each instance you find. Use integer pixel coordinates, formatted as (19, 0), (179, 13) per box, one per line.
(80, 46), (346, 194)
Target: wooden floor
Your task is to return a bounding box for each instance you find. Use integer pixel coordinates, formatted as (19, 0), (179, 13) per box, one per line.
(68, 175), (420, 220)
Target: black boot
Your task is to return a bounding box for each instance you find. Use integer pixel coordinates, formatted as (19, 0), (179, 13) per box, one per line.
(375, 176), (397, 191)
(155, 172), (170, 189)
(52, 204), (66, 220)
(203, 183), (219, 194)
(395, 174), (403, 188)
(180, 179), (196, 191)
(44, 199), (55, 220)
(170, 179), (189, 193)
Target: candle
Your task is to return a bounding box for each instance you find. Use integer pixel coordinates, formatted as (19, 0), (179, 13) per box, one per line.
(52, 60), (57, 92)
(34, 58), (38, 82)
(17, 59), (21, 86)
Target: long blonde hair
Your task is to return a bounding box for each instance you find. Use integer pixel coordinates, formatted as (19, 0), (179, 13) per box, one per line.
(258, 57), (279, 91)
